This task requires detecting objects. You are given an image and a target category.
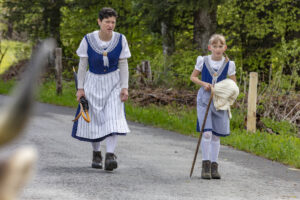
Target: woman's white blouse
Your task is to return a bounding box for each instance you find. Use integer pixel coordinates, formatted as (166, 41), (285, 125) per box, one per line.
(76, 31), (131, 59)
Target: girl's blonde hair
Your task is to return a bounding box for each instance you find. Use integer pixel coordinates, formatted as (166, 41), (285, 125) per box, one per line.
(208, 34), (229, 61)
(208, 34), (226, 45)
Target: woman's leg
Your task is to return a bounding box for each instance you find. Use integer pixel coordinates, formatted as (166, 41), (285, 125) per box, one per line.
(91, 142), (101, 152)
(106, 135), (118, 153)
(91, 141), (102, 169)
(105, 135), (118, 171)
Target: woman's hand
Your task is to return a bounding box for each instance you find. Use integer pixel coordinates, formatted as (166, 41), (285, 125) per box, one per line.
(76, 89), (85, 102)
(120, 88), (128, 102)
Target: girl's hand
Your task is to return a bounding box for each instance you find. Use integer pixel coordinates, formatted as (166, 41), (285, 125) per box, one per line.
(76, 89), (85, 102)
(203, 82), (212, 91)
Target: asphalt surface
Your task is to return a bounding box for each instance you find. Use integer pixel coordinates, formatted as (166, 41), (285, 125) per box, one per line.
(0, 95), (299, 200)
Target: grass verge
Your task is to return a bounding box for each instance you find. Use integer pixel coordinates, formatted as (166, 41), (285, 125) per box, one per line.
(0, 79), (299, 168)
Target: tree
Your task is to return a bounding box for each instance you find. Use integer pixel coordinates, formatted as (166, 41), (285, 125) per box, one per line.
(134, 0), (178, 56)
(2, 0), (65, 46)
(218, 0), (300, 80)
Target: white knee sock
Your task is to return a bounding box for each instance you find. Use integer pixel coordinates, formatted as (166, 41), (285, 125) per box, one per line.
(106, 135), (118, 153)
(91, 142), (101, 152)
(201, 131), (212, 161)
(211, 135), (220, 162)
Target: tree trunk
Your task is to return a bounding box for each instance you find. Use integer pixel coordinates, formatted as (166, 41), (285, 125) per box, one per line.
(49, 1), (62, 47)
(6, 20), (13, 39)
(43, 0), (63, 47)
(193, 8), (217, 54)
(161, 20), (175, 56)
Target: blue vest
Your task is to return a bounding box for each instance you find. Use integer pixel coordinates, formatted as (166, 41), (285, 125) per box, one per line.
(85, 33), (123, 74)
(201, 59), (229, 84)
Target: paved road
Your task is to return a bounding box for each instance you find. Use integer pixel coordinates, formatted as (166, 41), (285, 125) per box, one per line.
(0, 95), (299, 200)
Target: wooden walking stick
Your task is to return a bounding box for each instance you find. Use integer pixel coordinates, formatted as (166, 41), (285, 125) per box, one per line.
(190, 72), (219, 178)
(189, 91), (214, 178)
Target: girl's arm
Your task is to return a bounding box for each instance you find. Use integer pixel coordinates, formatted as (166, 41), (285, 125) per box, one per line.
(190, 69), (211, 91)
(228, 75), (237, 83)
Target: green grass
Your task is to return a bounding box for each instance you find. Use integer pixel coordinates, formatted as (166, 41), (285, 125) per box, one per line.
(126, 102), (197, 136)
(0, 79), (299, 168)
(37, 80), (78, 107)
(223, 130), (300, 167)
(0, 79), (15, 94)
(0, 40), (32, 74)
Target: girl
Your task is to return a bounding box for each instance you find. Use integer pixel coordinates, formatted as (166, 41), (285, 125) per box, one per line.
(72, 7), (131, 171)
(190, 34), (237, 179)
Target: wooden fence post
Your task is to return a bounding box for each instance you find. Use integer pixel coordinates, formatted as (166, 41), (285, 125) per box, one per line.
(55, 48), (62, 95)
(136, 60), (152, 86)
(247, 72), (258, 132)
(142, 60), (152, 82)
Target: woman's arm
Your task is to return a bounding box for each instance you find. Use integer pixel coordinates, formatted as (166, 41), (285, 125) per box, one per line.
(76, 57), (88, 101)
(119, 58), (129, 102)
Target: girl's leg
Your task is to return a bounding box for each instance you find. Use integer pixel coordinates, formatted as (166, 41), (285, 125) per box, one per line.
(201, 131), (212, 161)
(211, 134), (221, 179)
(201, 131), (212, 179)
(210, 134), (220, 162)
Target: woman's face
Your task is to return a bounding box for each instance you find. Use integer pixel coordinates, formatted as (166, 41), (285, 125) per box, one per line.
(98, 16), (116, 35)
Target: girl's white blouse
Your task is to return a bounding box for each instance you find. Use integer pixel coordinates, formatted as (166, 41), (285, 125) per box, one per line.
(195, 55), (236, 76)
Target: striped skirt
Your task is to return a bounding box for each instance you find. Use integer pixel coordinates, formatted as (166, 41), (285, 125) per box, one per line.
(72, 70), (130, 142)
(196, 87), (230, 137)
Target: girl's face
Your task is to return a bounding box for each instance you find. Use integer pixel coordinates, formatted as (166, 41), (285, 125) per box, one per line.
(208, 41), (227, 60)
(98, 16), (116, 35)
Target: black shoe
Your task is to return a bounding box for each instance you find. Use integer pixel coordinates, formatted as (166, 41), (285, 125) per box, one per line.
(211, 162), (221, 179)
(91, 151), (102, 169)
(105, 153), (118, 171)
(201, 160), (211, 179)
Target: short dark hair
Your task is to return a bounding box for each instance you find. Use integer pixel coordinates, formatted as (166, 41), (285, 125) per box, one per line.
(98, 7), (118, 21)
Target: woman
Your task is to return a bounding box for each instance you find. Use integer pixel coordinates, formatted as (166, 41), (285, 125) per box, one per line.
(72, 7), (131, 171)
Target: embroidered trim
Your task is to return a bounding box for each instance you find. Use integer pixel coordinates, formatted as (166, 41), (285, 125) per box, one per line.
(204, 56), (228, 83)
(86, 32), (121, 54)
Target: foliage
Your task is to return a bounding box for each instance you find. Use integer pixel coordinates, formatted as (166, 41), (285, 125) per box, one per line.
(0, 40), (31, 74)
(222, 130), (300, 168)
(217, 0), (300, 82)
(261, 118), (298, 137)
(38, 80), (78, 107)
(1, 0), (64, 44)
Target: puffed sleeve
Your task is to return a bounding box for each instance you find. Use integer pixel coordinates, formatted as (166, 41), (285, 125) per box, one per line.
(119, 34), (131, 59)
(76, 37), (88, 57)
(194, 56), (204, 72)
(228, 61), (236, 76)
